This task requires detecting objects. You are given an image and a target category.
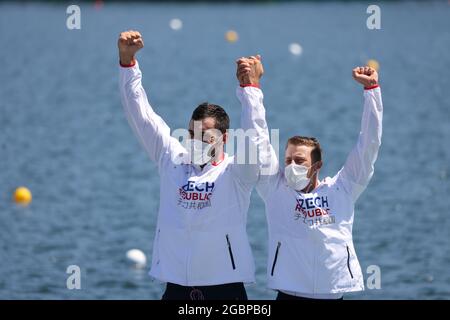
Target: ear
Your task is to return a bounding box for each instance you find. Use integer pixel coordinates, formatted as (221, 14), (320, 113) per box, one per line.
(222, 132), (228, 145)
(315, 160), (323, 170)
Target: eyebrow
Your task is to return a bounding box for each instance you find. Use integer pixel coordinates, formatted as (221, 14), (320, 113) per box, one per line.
(189, 130), (207, 139)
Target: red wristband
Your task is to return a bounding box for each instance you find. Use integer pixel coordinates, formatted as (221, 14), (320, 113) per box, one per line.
(364, 84), (379, 90)
(240, 84), (260, 89)
(120, 59), (136, 68)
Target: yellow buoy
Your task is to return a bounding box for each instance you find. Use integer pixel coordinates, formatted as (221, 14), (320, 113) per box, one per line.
(14, 187), (32, 206)
(367, 59), (380, 71)
(225, 30), (238, 43)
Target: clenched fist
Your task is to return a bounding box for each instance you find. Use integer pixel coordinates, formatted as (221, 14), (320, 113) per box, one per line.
(352, 66), (379, 88)
(236, 55), (264, 86)
(118, 30), (144, 66)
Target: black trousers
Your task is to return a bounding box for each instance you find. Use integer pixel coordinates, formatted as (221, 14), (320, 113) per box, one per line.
(162, 282), (248, 300)
(276, 291), (344, 301)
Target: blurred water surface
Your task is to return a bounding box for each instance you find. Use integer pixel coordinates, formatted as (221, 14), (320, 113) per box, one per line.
(0, 1), (449, 299)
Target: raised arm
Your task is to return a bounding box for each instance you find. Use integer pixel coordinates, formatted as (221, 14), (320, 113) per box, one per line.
(337, 66), (383, 202)
(233, 56), (279, 188)
(118, 30), (184, 168)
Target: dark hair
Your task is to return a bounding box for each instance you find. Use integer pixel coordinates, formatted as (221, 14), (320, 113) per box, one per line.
(191, 102), (230, 134)
(286, 136), (322, 164)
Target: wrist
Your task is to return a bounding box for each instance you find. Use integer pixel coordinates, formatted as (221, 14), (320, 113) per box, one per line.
(239, 78), (260, 88)
(364, 84), (379, 90)
(119, 55), (136, 67)
(240, 83), (260, 88)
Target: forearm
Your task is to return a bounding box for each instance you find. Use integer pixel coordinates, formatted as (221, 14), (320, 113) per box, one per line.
(237, 86), (267, 135)
(340, 87), (383, 198)
(360, 86), (383, 164)
(119, 61), (172, 164)
(355, 87), (383, 170)
(236, 86), (279, 175)
(119, 54), (136, 67)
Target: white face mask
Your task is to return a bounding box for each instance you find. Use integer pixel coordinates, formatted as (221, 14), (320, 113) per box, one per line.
(184, 139), (214, 165)
(284, 162), (311, 191)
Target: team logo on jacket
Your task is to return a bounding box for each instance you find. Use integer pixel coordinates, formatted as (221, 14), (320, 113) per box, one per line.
(177, 180), (215, 210)
(294, 196), (335, 226)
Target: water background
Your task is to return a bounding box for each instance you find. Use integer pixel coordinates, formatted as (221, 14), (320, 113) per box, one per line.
(0, 1), (449, 299)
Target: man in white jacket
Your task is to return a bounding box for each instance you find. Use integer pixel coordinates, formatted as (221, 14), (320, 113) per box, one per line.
(237, 61), (383, 300)
(118, 30), (268, 300)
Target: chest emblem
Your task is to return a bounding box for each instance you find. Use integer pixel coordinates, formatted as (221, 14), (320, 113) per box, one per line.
(294, 195), (336, 226)
(177, 180), (215, 210)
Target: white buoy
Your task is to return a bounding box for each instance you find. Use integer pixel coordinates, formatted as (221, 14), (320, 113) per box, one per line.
(126, 249), (147, 268)
(169, 18), (183, 31)
(289, 42), (303, 56)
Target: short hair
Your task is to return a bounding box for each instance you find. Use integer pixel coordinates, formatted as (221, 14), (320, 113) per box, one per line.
(286, 136), (322, 164)
(191, 102), (230, 134)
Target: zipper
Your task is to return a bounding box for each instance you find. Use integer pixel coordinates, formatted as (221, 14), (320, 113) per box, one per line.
(186, 217), (192, 285)
(313, 241), (317, 294)
(226, 234), (236, 270)
(346, 245), (354, 279)
(156, 228), (161, 265)
(271, 242), (281, 276)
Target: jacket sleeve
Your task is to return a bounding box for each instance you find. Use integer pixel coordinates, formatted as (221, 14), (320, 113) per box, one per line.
(119, 61), (185, 170)
(233, 86), (279, 193)
(336, 86), (383, 202)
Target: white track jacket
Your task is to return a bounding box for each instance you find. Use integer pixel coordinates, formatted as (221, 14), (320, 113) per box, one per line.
(119, 61), (270, 286)
(256, 87), (383, 294)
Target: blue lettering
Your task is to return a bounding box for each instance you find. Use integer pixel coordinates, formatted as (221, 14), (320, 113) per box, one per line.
(182, 181), (214, 193)
(297, 199), (305, 209)
(305, 198), (314, 209)
(205, 182), (215, 192)
(322, 196), (329, 208)
(182, 181), (196, 192)
(314, 197), (321, 207)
